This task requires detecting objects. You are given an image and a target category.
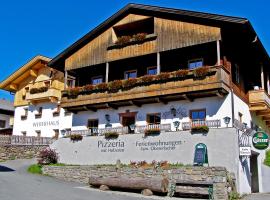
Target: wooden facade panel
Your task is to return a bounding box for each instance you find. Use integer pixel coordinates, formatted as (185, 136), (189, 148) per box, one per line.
(114, 14), (150, 26)
(65, 30), (111, 70)
(107, 40), (156, 62)
(155, 18), (221, 52)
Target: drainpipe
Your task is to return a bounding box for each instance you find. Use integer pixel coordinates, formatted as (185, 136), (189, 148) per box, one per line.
(231, 88), (235, 127)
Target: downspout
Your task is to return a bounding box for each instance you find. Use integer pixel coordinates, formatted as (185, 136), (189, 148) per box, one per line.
(231, 88), (235, 126)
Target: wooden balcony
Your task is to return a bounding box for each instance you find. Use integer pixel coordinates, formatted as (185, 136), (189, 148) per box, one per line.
(62, 66), (231, 112)
(182, 120), (221, 130)
(248, 89), (270, 127)
(26, 87), (61, 104)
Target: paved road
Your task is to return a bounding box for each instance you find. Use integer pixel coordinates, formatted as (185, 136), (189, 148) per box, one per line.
(0, 159), (195, 200)
(243, 193), (270, 200)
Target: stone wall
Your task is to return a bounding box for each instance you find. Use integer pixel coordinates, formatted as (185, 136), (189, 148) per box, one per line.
(0, 145), (47, 162)
(43, 165), (234, 199)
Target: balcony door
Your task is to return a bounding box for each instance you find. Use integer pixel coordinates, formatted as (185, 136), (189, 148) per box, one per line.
(119, 112), (137, 133)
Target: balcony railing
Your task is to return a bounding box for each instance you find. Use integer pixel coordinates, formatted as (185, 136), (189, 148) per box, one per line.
(182, 120), (221, 130)
(0, 135), (53, 145)
(135, 124), (171, 133)
(66, 123), (171, 136)
(26, 87), (61, 102)
(248, 89), (270, 111)
(61, 66), (230, 110)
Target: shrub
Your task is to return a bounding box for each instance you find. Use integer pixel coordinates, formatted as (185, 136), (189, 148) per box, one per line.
(95, 82), (108, 91)
(28, 164), (43, 174)
(140, 75), (155, 84)
(191, 125), (209, 134)
(133, 33), (147, 41)
(115, 35), (132, 45)
(193, 66), (210, 78)
(67, 87), (81, 97)
(38, 148), (58, 165)
(174, 69), (189, 78)
(30, 86), (48, 94)
(104, 132), (119, 139)
(122, 78), (138, 89)
(108, 80), (122, 92)
(264, 150), (270, 167)
(156, 72), (171, 81)
(83, 84), (94, 92)
(69, 134), (83, 142)
(144, 128), (160, 136)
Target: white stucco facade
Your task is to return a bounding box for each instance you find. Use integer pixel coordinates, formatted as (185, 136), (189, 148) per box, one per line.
(13, 102), (72, 137)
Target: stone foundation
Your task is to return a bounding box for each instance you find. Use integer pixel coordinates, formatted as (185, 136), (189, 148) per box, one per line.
(0, 145), (47, 162)
(43, 165), (234, 199)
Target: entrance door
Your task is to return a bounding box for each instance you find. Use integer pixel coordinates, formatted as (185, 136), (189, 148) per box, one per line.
(250, 154), (259, 193)
(122, 116), (135, 133)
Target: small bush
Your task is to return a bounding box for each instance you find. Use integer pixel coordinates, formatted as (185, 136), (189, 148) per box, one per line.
(122, 78), (138, 89)
(115, 35), (132, 45)
(191, 125), (209, 134)
(193, 66), (210, 78)
(229, 191), (241, 200)
(95, 82), (108, 91)
(104, 132), (119, 139)
(38, 148), (58, 165)
(133, 33), (147, 41)
(69, 134), (83, 142)
(30, 86), (48, 94)
(28, 164), (43, 174)
(264, 150), (270, 167)
(156, 72), (171, 81)
(140, 75), (155, 84)
(174, 69), (189, 78)
(108, 80), (122, 92)
(67, 87), (81, 97)
(144, 128), (160, 136)
(83, 84), (94, 92)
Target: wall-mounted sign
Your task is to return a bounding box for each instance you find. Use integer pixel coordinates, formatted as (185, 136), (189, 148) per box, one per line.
(252, 131), (269, 150)
(193, 143), (208, 166)
(239, 146), (251, 156)
(33, 120), (59, 128)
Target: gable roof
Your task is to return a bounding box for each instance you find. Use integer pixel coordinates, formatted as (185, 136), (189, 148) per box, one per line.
(48, 3), (269, 70)
(0, 55), (51, 92)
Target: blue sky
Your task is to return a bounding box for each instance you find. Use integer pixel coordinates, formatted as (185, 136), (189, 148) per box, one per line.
(0, 0), (269, 101)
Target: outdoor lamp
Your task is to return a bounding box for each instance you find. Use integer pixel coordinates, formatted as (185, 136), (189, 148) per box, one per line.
(243, 123), (247, 129)
(105, 114), (110, 122)
(173, 121), (180, 131)
(129, 124), (136, 131)
(223, 116), (231, 127)
(170, 107), (177, 117)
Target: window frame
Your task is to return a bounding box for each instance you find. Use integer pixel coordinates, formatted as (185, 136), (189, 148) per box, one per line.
(146, 113), (161, 125)
(189, 109), (206, 121)
(188, 58), (204, 70)
(0, 120), (6, 128)
(91, 76), (103, 85)
(147, 66), (157, 75)
(124, 70), (137, 80)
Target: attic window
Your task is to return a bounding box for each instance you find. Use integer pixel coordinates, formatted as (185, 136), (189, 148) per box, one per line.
(111, 18), (155, 47)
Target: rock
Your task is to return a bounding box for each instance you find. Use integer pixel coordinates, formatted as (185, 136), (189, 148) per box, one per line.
(141, 189), (153, 196)
(99, 185), (109, 191)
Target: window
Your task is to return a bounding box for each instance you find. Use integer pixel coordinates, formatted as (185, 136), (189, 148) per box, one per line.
(124, 70), (137, 79)
(53, 105), (60, 117)
(235, 64), (240, 84)
(21, 108), (28, 120)
(238, 112), (243, 123)
(147, 67), (157, 75)
(67, 75), (76, 88)
(36, 130), (41, 137)
(188, 59), (203, 69)
(35, 107), (42, 119)
(88, 119), (99, 133)
(91, 76), (103, 85)
(0, 120), (6, 128)
(21, 131), (26, 136)
(190, 109), (206, 121)
(146, 113), (161, 124)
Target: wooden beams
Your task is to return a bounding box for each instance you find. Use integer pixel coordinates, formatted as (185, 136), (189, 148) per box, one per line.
(182, 94), (193, 102)
(29, 69), (38, 77)
(216, 40), (221, 66)
(64, 70), (68, 89)
(157, 52), (160, 74)
(256, 110), (270, 116)
(9, 83), (18, 91)
(261, 64), (265, 90)
(105, 62), (109, 83)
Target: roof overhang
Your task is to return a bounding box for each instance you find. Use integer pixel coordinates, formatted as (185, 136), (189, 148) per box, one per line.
(0, 55), (51, 92)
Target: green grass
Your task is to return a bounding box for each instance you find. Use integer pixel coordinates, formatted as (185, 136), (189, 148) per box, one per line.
(27, 164), (43, 174)
(264, 150), (270, 167)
